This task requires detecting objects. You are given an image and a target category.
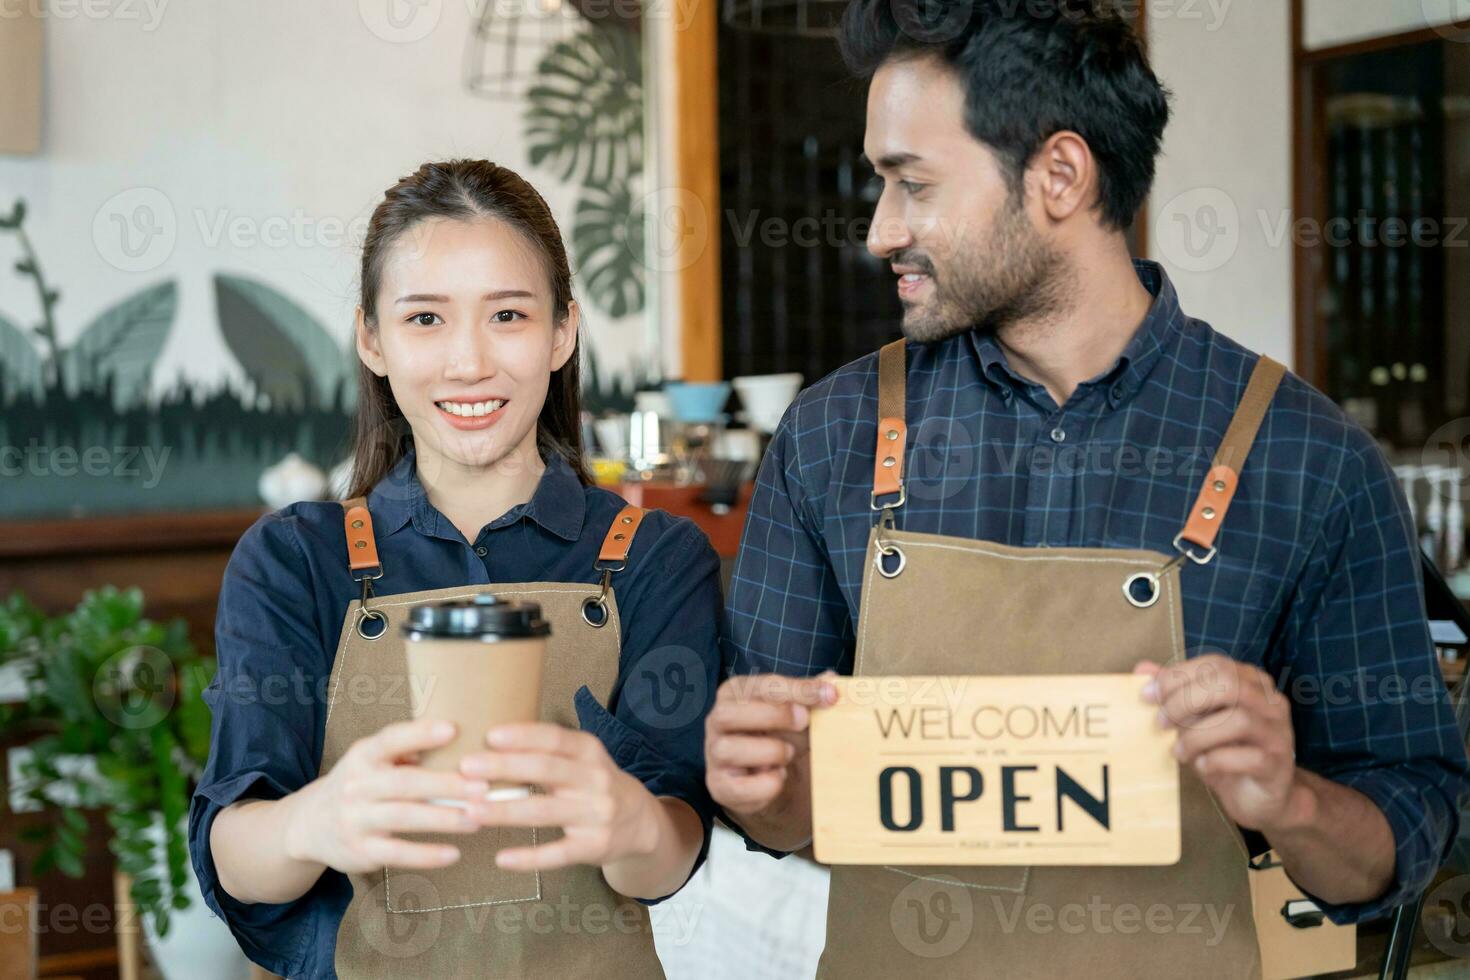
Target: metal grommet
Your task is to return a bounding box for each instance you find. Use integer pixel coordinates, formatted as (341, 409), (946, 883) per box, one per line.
(355, 608), (388, 640)
(581, 596), (609, 628)
(875, 544), (907, 579)
(1123, 572), (1161, 609)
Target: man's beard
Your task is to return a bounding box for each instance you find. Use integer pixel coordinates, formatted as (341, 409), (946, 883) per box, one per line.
(897, 194), (1068, 344)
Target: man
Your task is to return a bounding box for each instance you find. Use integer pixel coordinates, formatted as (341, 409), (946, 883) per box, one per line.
(706, 1), (1469, 976)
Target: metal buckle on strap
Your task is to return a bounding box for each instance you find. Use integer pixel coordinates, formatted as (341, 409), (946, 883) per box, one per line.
(870, 486), (906, 512)
(353, 568), (387, 641)
(873, 507), (907, 579)
(582, 562), (623, 628)
(1171, 532), (1217, 566)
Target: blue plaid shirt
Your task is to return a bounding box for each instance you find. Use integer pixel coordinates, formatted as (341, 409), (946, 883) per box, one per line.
(725, 260), (1469, 923)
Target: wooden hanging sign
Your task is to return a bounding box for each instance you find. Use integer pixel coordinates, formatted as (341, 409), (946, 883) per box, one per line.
(810, 675), (1180, 866)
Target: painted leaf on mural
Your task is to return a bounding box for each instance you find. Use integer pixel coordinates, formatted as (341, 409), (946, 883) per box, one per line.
(63, 281), (177, 408)
(523, 25), (642, 188)
(214, 274), (354, 412)
(0, 310), (43, 402)
(573, 181), (644, 320)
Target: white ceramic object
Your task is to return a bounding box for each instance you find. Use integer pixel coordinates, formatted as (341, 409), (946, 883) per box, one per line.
(733, 373), (804, 434)
(634, 389), (673, 418)
(594, 416), (630, 459)
(141, 821), (253, 980)
(257, 452), (327, 509)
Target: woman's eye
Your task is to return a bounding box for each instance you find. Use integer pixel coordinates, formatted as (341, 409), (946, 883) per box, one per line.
(408, 312), (441, 326)
(492, 310), (526, 324)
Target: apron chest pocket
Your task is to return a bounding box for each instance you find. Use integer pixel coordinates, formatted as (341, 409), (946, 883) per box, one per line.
(385, 822), (541, 911)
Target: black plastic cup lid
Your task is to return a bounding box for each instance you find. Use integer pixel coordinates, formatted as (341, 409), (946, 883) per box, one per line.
(402, 593), (552, 639)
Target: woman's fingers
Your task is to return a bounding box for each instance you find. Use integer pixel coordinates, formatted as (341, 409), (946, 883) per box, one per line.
(356, 766), (490, 804)
(470, 793), (602, 830)
(460, 750), (582, 788)
(356, 719), (456, 765)
(357, 801), (483, 836)
(494, 836), (591, 872)
(358, 835), (461, 870)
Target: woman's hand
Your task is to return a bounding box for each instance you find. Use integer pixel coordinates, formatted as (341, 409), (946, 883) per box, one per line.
(286, 718), (494, 873)
(459, 722), (659, 872)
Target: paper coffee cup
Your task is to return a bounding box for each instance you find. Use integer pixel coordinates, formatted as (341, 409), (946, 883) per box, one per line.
(402, 593), (550, 805)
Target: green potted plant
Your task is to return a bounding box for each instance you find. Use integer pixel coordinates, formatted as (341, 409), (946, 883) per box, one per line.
(0, 586), (216, 946)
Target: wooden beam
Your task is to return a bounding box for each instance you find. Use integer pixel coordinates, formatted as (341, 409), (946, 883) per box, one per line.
(671, 0), (723, 381)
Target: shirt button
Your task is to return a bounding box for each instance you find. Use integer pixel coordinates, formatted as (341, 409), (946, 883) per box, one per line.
(1050, 427), (1066, 443)
(1111, 384), (1125, 401)
(475, 546), (487, 556)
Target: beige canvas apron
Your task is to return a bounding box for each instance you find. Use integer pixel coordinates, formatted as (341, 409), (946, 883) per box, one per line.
(316, 496), (666, 980)
(817, 340), (1286, 979)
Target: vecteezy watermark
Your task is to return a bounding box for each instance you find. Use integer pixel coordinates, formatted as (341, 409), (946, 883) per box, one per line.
(888, 874), (1239, 959)
(891, 875), (975, 958)
(0, 0), (170, 30)
(358, 873), (702, 958)
(358, 0), (442, 43)
(93, 187), (375, 271)
(1153, 187), (1241, 274)
(636, 185), (709, 275)
(0, 442), (171, 487)
(985, 893), (1236, 945)
(620, 645), (710, 731)
(1421, 418), (1470, 503)
(93, 645), (175, 729)
(93, 188), (177, 274)
(1425, 875), (1470, 957)
(887, 0), (1232, 45)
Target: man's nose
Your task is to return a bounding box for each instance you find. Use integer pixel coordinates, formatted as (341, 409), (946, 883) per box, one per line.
(867, 193), (913, 260)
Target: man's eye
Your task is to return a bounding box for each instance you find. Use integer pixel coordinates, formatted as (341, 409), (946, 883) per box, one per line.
(900, 181), (927, 195)
(408, 312), (441, 326)
(492, 310), (526, 324)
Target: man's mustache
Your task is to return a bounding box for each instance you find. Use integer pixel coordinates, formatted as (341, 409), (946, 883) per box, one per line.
(890, 250), (937, 278)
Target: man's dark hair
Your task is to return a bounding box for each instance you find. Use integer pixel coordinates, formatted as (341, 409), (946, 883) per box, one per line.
(838, 0), (1170, 229)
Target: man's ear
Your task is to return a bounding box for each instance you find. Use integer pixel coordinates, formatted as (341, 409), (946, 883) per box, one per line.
(550, 300), (580, 373)
(1029, 130), (1095, 224)
(355, 307), (388, 377)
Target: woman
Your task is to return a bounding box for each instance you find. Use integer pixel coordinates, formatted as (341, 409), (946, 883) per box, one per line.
(188, 160), (721, 979)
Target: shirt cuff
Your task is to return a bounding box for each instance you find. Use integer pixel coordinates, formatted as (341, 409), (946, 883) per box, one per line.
(1306, 767), (1460, 924)
(714, 808), (795, 859)
(573, 685), (714, 905)
(188, 770), (316, 977)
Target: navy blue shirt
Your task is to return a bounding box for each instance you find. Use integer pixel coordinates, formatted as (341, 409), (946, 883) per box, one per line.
(188, 446), (721, 979)
(726, 260), (1470, 924)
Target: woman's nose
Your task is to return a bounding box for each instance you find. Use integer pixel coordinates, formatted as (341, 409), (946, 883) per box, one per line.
(443, 324), (497, 380)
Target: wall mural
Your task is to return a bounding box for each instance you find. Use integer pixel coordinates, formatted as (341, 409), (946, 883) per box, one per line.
(0, 200), (356, 520)
(0, 16), (646, 522)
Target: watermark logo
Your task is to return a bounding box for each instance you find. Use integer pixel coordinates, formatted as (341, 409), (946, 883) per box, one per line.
(890, 875), (974, 958)
(92, 188), (176, 273)
(359, 0), (442, 43)
(1154, 187), (1240, 274)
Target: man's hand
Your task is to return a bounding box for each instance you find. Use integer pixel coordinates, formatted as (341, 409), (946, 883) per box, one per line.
(1138, 655), (1306, 834)
(704, 673), (838, 848)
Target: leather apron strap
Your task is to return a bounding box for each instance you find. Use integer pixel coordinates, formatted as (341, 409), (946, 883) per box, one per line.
(1175, 356), (1286, 560)
(872, 339), (909, 509)
(873, 342), (1288, 560)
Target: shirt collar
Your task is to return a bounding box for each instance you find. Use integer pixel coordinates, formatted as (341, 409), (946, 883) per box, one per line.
(366, 444), (586, 543)
(967, 259), (1183, 409)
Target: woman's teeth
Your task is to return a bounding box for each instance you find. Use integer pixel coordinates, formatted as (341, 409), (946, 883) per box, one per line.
(436, 399), (505, 417)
